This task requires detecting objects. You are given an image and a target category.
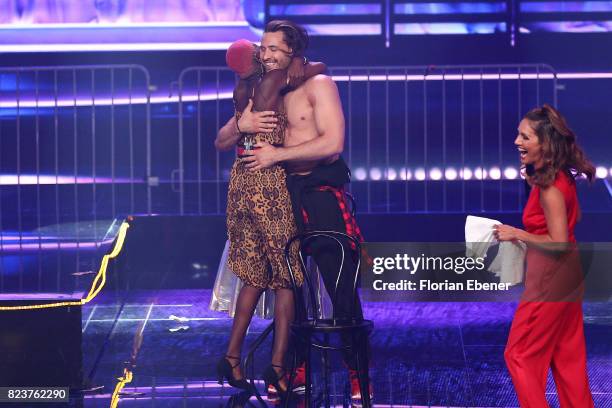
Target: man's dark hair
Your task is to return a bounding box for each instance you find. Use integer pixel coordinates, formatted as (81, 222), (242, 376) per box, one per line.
(264, 20), (309, 56)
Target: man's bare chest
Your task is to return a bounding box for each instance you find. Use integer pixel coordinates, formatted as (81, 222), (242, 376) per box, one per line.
(284, 88), (314, 130)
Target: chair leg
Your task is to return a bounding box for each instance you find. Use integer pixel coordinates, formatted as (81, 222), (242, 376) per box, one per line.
(322, 335), (330, 408)
(283, 348), (297, 408)
(244, 321), (275, 405)
(356, 334), (372, 408)
(304, 334), (312, 408)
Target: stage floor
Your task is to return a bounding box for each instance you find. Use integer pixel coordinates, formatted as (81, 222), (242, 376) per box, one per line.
(73, 289), (611, 407)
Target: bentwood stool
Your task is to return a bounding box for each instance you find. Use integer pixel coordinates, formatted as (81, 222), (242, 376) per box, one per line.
(284, 231), (373, 408)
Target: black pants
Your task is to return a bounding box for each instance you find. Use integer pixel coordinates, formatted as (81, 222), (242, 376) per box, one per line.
(298, 189), (364, 323)
(286, 159), (367, 370)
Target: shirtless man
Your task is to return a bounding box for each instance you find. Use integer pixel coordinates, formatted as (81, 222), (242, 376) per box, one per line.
(216, 20), (372, 405)
(240, 64), (344, 173)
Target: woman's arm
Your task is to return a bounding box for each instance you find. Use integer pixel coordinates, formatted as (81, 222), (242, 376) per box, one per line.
(253, 69), (287, 112)
(494, 185), (569, 249)
(303, 62), (327, 79)
(252, 60), (328, 112)
(285, 60), (327, 91)
(233, 79), (250, 113)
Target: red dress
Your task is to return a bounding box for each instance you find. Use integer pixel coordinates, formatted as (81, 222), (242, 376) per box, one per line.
(504, 171), (594, 407)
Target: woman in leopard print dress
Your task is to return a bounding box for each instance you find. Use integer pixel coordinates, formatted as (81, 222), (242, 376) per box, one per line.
(215, 39), (326, 393)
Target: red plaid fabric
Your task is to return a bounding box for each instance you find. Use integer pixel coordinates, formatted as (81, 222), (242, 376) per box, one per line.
(300, 185), (373, 268)
(300, 186), (364, 248)
(316, 186), (364, 245)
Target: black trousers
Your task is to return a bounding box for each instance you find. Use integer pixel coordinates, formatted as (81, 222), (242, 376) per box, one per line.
(297, 189), (364, 322)
(286, 158), (368, 370)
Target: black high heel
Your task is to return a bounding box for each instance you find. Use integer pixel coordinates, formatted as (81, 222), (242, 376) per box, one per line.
(216, 355), (252, 391)
(262, 364), (291, 400)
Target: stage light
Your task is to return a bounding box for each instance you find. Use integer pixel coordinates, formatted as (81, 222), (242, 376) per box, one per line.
(0, 174), (127, 185)
(354, 167), (367, 181)
(596, 166), (608, 179)
(504, 167), (518, 180)
(399, 167), (412, 180)
(370, 167), (382, 181)
(398, 167), (406, 180)
(460, 167), (473, 180)
(489, 166), (501, 180)
(444, 167), (458, 180)
(332, 72), (612, 82)
(386, 167), (397, 181)
(0, 91), (234, 108)
(474, 167), (487, 180)
(415, 168), (426, 181)
(429, 167), (442, 180)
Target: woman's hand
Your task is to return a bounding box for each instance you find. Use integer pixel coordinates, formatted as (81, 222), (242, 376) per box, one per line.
(237, 99), (277, 133)
(493, 224), (522, 242)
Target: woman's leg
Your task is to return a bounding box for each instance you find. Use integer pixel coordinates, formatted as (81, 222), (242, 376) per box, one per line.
(226, 284), (264, 379)
(271, 287), (295, 388)
(551, 302), (594, 408)
(504, 302), (566, 407)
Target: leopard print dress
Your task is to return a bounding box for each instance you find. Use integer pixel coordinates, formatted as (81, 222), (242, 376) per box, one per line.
(226, 111), (303, 289)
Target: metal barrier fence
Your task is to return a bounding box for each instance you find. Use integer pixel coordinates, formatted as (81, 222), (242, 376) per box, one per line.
(5, 62), (612, 293)
(0, 64), (151, 292)
(176, 63), (559, 214)
(175, 67), (236, 215)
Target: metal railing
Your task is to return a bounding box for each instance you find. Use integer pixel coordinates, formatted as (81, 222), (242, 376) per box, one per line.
(10, 62), (609, 293)
(175, 64), (559, 215)
(0, 64), (151, 292)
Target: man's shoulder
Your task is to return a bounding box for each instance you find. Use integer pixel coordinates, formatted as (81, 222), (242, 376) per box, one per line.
(304, 74), (338, 98)
(305, 74), (335, 87)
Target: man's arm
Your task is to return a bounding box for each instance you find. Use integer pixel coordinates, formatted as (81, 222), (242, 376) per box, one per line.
(214, 99), (278, 152)
(243, 75), (344, 168)
(214, 116), (240, 151)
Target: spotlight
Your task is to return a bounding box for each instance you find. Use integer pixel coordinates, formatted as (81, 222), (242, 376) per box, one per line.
(489, 167), (501, 180)
(596, 166), (608, 179)
(370, 167), (382, 181)
(474, 167), (487, 180)
(429, 167), (442, 180)
(386, 167), (397, 181)
(460, 167), (473, 180)
(503, 167), (518, 180)
(415, 168), (426, 181)
(444, 167), (458, 180)
(399, 167), (413, 180)
(354, 167), (367, 181)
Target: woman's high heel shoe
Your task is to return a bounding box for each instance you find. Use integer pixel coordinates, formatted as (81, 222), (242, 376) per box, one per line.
(262, 364), (291, 400)
(216, 355), (252, 391)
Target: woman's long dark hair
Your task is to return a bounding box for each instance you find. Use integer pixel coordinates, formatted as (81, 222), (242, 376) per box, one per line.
(523, 104), (595, 187)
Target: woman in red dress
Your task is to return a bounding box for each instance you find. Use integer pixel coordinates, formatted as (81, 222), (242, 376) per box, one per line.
(494, 104), (595, 407)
